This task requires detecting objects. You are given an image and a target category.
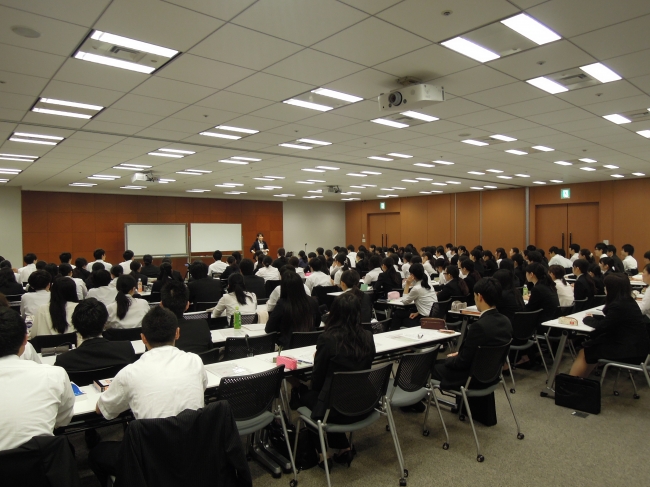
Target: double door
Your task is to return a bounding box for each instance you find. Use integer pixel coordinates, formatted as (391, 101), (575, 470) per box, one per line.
(368, 213), (401, 248)
(535, 203), (599, 254)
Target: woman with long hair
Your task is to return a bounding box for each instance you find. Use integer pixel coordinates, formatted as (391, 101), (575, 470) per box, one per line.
(572, 259), (596, 304)
(549, 265), (574, 307)
(588, 263), (605, 294)
(300, 292), (376, 468)
(256, 255), (281, 282)
(0, 267), (24, 297)
(330, 253), (350, 287)
(524, 263), (559, 323)
(372, 256), (402, 298)
(151, 262), (174, 293)
(340, 269), (372, 323)
(211, 273), (257, 323)
(460, 259), (482, 305)
(30, 277), (78, 337)
(72, 257), (90, 280)
(493, 269), (525, 324)
(390, 263), (437, 330)
(579, 248), (594, 264)
(106, 275), (150, 329)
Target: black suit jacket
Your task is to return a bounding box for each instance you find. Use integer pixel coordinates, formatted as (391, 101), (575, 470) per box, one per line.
(152, 277), (172, 294)
(249, 240), (268, 254)
(525, 282), (560, 323)
(175, 317), (212, 354)
(54, 337), (137, 371)
(497, 290), (525, 325)
(611, 254), (624, 274)
(372, 271), (402, 298)
(129, 271), (148, 287)
(484, 259), (498, 277)
(265, 296), (321, 349)
(437, 279), (468, 302)
(187, 277), (222, 304)
(573, 274), (595, 302)
(243, 275), (265, 300)
(473, 260), (486, 277)
(271, 257), (288, 270)
(0, 282), (25, 297)
(140, 264), (160, 278)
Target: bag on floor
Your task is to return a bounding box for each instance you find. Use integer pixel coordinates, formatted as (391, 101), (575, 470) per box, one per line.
(266, 423), (319, 471)
(554, 373), (601, 414)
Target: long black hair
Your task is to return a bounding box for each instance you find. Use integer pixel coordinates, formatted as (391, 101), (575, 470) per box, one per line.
(340, 269), (364, 301)
(324, 292), (373, 360)
(408, 263), (430, 290)
(493, 269), (525, 308)
(334, 253), (350, 272)
(279, 272), (314, 333)
(158, 262), (173, 280)
(227, 273), (250, 305)
(49, 277), (79, 334)
(526, 262), (556, 291)
(115, 275), (136, 320)
(573, 259), (596, 295)
(382, 257), (402, 287)
(603, 273), (633, 308)
(445, 265), (469, 295)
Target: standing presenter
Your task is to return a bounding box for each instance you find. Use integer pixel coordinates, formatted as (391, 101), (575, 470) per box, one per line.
(250, 233), (269, 255)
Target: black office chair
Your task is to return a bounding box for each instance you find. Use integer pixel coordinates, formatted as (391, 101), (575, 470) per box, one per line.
(4, 294), (23, 301)
(228, 313), (257, 327)
(29, 332), (77, 353)
(288, 330), (323, 349)
(506, 309), (545, 392)
(572, 297), (591, 312)
(197, 348), (220, 365)
(222, 334), (276, 361)
(103, 327), (142, 342)
(149, 291), (161, 302)
(184, 312), (210, 321)
(362, 318), (391, 335)
(264, 280), (281, 298)
(312, 285), (339, 308)
(593, 295), (607, 306)
(431, 297), (452, 319)
(148, 301), (160, 309)
(67, 364), (127, 386)
(192, 301), (219, 312)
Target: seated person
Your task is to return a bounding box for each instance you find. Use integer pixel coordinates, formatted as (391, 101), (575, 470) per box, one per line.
(240, 258), (265, 301)
(621, 244), (638, 275)
(151, 262), (174, 294)
(460, 260), (482, 305)
(572, 259), (596, 304)
(330, 254), (349, 286)
(0, 267), (24, 298)
(210, 273), (257, 324)
(161, 280), (211, 354)
(390, 264), (437, 330)
(54, 298), (137, 371)
(493, 269), (525, 325)
(470, 249), (486, 277)
(187, 261), (223, 305)
(119, 250), (134, 276)
(272, 248), (288, 269)
(482, 251), (499, 277)
(72, 257), (90, 281)
(108, 264), (123, 288)
(362, 255), (383, 286)
(640, 264), (650, 321)
(255, 256), (281, 282)
(30, 277), (78, 338)
(266, 265), (311, 312)
(161, 257), (184, 282)
(59, 263), (87, 300)
(372, 257), (402, 298)
(84, 262), (106, 291)
(265, 271), (320, 349)
(86, 269), (118, 307)
(0, 308), (75, 451)
(139, 254), (160, 278)
(570, 273), (650, 378)
(220, 254), (241, 282)
(549, 265), (574, 307)
(588, 263), (605, 295)
(20, 270), (51, 319)
(432, 277), (513, 388)
(299, 293), (375, 467)
(105, 275), (150, 329)
(305, 257), (333, 292)
(208, 250), (227, 276)
(340, 269), (372, 324)
(90, 306), (207, 485)
(288, 256), (306, 278)
(436, 265), (470, 303)
(128, 261), (148, 287)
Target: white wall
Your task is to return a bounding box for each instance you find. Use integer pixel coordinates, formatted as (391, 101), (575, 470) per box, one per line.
(283, 200), (346, 254)
(0, 187), (23, 266)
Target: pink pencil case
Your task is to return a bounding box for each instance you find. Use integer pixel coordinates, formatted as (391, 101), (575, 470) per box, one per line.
(387, 291), (401, 300)
(276, 356), (298, 370)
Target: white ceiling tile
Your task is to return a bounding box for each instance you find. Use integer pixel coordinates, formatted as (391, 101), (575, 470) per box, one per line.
(163, 0), (257, 21)
(433, 66), (517, 96)
(628, 74), (650, 96)
(604, 49), (650, 79)
(509, 0), (547, 8)
(407, 120), (470, 136)
(149, 117), (214, 134)
(332, 100), (383, 121)
(425, 97), (489, 119)
(109, 94), (188, 117)
(556, 80), (644, 107)
(0, 107), (26, 120)
(447, 109), (516, 127)
(475, 118), (543, 134)
(526, 107), (594, 126)
(465, 81), (546, 108)
(0, 92), (34, 110)
(170, 105), (241, 126)
(571, 15), (650, 60)
(581, 93), (650, 116)
(321, 68), (401, 100)
(500, 96), (573, 117)
(339, 0), (402, 15)
(189, 23), (303, 71)
(131, 77), (217, 104)
(0, 0), (110, 27)
(0, 43), (66, 78)
(226, 72), (313, 102)
(92, 108), (165, 127)
(246, 103), (314, 123)
(264, 49), (364, 86)
(299, 113), (361, 130)
(233, 0), (368, 46)
(336, 121), (395, 137)
(135, 127), (196, 140)
(196, 91), (274, 114)
(266, 123), (323, 138)
(312, 17), (430, 66)
(0, 70), (48, 97)
(41, 80), (125, 107)
(80, 120), (145, 136)
(378, 0), (519, 42)
(54, 58), (149, 92)
(216, 114), (287, 132)
(157, 54), (254, 90)
(554, 117), (612, 133)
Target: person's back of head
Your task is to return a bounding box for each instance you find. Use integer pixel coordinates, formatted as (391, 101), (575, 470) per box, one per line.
(325, 249), (333, 258)
(288, 256), (300, 268)
(142, 306), (178, 347)
(72, 298), (108, 339)
(599, 256), (614, 270)
(347, 244), (355, 252)
(606, 244), (617, 255)
(470, 249), (483, 260)
(573, 259), (589, 274)
(279, 264), (296, 276)
(434, 258), (446, 270)
(622, 244), (634, 256)
(549, 246), (559, 255)
(213, 250), (222, 261)
(423, 251), (433, 262)
(527, 251), (542, 263)
(403, 252), (412, 264)
(28, 270), (51, 291)
(369, 255), (382, 269)
(227, 273), (248, 305)
(512, 254), (524, 268)
(461, 259), (475, 273)
(74, 257), (87, 270)
(0, 260), (11, 270)
(59, 263), (73, 276)
(324, 293), (372, 359)
(556, 248), (566, 257)
(44, 263), (59, 282)
(308, 257), (322, 273)
(316, 247), (324, 256)
(603, 273), (632, 307)
(24, 253), (37, 265)
(93, 248), (105, 261)
(130, 261), (142, 273)
(0, 267), (17, 287)
(483, 250), (494, 260)
(110, 265), (123, 279)
(262, 256), (273, 268)
(473, 277), (502, 307)
(548, 265), (566, 282)
(49, 277), (79, 333)
(569, 243), (580, 254)
(526, 262), (555, 290)
(35, 260), (47, 271)
(59, 252), (72, 264)
(161, 280), (189, 318)
(411, 255), (422, 265)
(499, 258), (514, 272)
(226, 256), (236, 266)
(232, 251), (242, 263)
(123, 250), (134, 261)
(93, 269), (112, 287)
(526, 245), (537, 252)
(340, 269), (362, 293)
(0, 307), (26, 358)
(91, 262), (104, 273)
(158, 262), (173, 280)
(595, 242), (607, 253)
(277, 248), (286, 257)
(143, 254), (153, 266)
(589, 263), (602, 278)
(189, 261), (209, 280)
(239, 259), (254, 276)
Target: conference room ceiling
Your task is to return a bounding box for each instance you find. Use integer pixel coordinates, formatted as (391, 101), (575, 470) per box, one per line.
(1, 0), (650, 201)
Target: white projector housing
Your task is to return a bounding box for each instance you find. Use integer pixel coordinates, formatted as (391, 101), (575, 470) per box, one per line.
(378, 84), (444, 113)
(131, 172), (156, 184)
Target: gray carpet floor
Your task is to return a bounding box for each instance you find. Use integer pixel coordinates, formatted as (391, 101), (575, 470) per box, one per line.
(74, 358), (650, 487)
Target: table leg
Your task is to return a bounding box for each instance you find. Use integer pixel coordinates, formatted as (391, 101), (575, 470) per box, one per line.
(540, 330), (568, 399)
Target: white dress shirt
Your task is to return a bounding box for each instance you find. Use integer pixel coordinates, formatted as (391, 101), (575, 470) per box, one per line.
(89, 259), (112, 271)
(109, 277), (118, 289)
(17, 263), (36, 284)
(570, 253), (579, 262)
(640, 290), (650, 319)
(119, 260), (133, 275)
(86, 286), (118, 307)
(401, 263), (411, 278)
(20, 342), (42, 364)
(437, 272), (448, 286)
(20, 290), (51, 319)
(295, 267), (306, 278)
(211, 291), (257, 322)
(555, 279), (574, 307)
(446, 250), (453, 259)
(67, 276), (87, 300)
(333, 267), (343, 286)
(549, 255), (573, 268)
(256, 265), (281, 282)
(97, 346), (207, 421)
(348, 252), (357, 268)
(423, 261), (435, 276)
(208, 261), (228, 275)
(0, 355), (75, 451)
(306, 271), (333, 291)
(363, 267), (382, 286)
(623, 255), (638, 272)
(30, 302), (77, 338)
(400, 281), (438, 317)
(105, 295), (150, 329)
(266, 283), (311, 312)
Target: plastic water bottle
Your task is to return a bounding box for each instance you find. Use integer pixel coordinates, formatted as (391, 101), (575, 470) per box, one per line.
(234, 305), (241, 330)
(523, 286), (529, 298)
(137, 278), (143, 292)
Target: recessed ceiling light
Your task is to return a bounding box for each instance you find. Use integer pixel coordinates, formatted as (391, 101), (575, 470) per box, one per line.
(120, 185), (146, 190)
(377, 194), (398, 198)
(486, 169), (503, 173)
(446, 181), (461, 184)
(0, 153), (37, 159)
(579, 63), (622, 83)
(315, 166), (339, 170)
(579, 158), (597, 163)
(484, 185), (497, 189)
(224, 191), (247, 195)
(176, 171), (204, 175)
(11, 132), (64, 146)
(468, 171), (485, 175)
(402, 179), (419, 183)
(274, 194), (295, 197)
(501, 13), (561, 45)
(0, 155), (38, 162)
(505, 149), (528, 155)
(32, 107), (93, 119)
(391, 187), (406, 190)
(603, 165), (619, 169)
(215, 125), (258, 134)
(148, 152), (184, 158)
(415, 177), (432, 181)
(462, 139), (489, 146)
(283, 99), (333, 111)
(113, 164), (152, 170)
(632, 172), (645, 176)
(89, 174), (120, 179)
(526, 76), (568, 94)
(368, 156), (393, 161)
(186, 189), (210, 193)
(497, 175), (513, 179)
(360, 184), (376, 187)
(303, 195), (323, 199)
(341, 191), (361, 195)
(264, 176), (284, 180)
(550, 180), (563, 183)
(431, 182), (447, 186)
(441, 37), (500, 62)
(253, 177), (274, 181)
(74, 52), (155, 74)
(371, 118), (409, 129)
(490, 134), (517, 142)
(414, 163), (435, 168)
(219, 159), (249, 165)
(611, 174), (624, 178)
(88, 176), (119, 180)
(470, 186), (483, 190)
(90, 30), (177, 57)
(533, 181), (546, 184)
(9, 138), (56, 145)
(279, 143), (312, 150)
(637, 130), (650, 138)
(308, 190), (323, 193)
(580, 167), (596, 171)
(296, 181), (315, 184)
(361, 171), (382, 175)
(0, 168), (22, 175)
(603, 114), (631, 124)
(200, 131), (241, 140)
(297, 138), (331, 146)
(158, 148), (195, 155)
(39, 97), (103, 111)
(307, 179), (326, 183)
(515, 174), (530, 178)
(302, 168), (325, 173)
(231, 156), (261, 161)
(400, 111), (439, 122)
(554, 161), (572, 166)
(69, 183), (96, 187)
(341, 198), (360, 201)
(256, 186), (282, 190)
(350, 185), (366, 189)
(532, 145), (554, 152)
(347, 173), (368, 177)
(387, 153), (412, 158)
(311, 88), (363, 103)
(215, 184), (236, 187)
(13, 132), (63, 140)
(435, 160), (455, 165)
(419, 191), (432, 194)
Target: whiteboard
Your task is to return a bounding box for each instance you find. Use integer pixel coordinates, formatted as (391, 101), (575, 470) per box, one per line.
(190, 223), (242, 253)
(125, 224), (188, 256)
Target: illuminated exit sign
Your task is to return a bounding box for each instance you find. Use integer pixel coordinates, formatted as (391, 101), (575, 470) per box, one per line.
(379, 201), (386, 210)
(560, 188), (570, 199)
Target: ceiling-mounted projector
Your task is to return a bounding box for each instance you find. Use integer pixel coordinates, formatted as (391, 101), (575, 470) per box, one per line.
(378, 84), (444, 113)
(131, 171), (157, 184)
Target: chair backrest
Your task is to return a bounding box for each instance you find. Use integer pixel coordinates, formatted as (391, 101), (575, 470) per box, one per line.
(67, 364), (126, 386)
(593, 295), (606, 307)
(223, 333), (276, 361)
(229, 313), (257, 326)
(8, 301), (20, 313)
(148, 301), (160, 309)
(393, 346), (440, 393)
(433, 297), (453, 318)
(103, 327), (143, 342)
(264, 280), (281, 298)
(556, 305), (574, 319)
(370, 318), (391, 334)
(468, 340), (512, 385)
(4, 294), (22, 301)
(211, 272), (222, 279)
(312, 285), (339, 307)
(193, 301), (219, 312)
(29, 332), (77, 353)
(511, 309), (543, 340)
(184, 311), (210, 321)
(216, 365), (284, 421)
(149, 291), (161, 302)
(327, 363), (393, 418)
(198, 348), (220, 365)
(288, 330), (323, 349)
(572, 297), (591, 312)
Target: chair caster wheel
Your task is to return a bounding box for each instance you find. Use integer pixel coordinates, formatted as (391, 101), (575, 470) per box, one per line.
(510, 388), (516, 394)
(459, 414), (465, 422)
(540, 391), (548, 398)
(442, 442), (449, 450)
(422, 429), (430, 436)
(399, 478), (407, 486)
(290, 480), (298, 487)
(386, 425), (390, 431)
(613, 391), (620, 396)
(634, 394), (640, 399)
(404, 469), (408, 478)
(517, 433), (524, 440)
(477, 455), (484, 462)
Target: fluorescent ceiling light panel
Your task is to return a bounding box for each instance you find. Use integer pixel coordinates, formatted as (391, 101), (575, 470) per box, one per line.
(468, 171), (485, 175)
(69, 183), (96, 187)
(446, 181), (461, 184)
(297, 139), (331, 146)
(219, 159), (248, 165)
(0, 156), (37, 162)
(274, 194), (295, 197)
(14, 132), (63, 141)
(90, 30), (177, 57)
(579, 158), (597, 163)
(255, 186), (282, 190)
(159, 148), (195, 155)
(402, 179), (419, 183)
(231, 156), (261, 161)
(400, 111), (438, 122)
(554, 161), (572, 166)
(264, 176), (284, 180)
(200, 132), (241, 140)
(186, 189), (210, 192)
(148, 152), (184, 158)
(470, 187), (483, 190)
(32, 107), (92, 119)
(579, 63), (622, 83)
(497, 175), (513, 179)
(431, 182), (447, 186)
(505, 149), (527, 155)
(462, 139), (489, 146)
(414, 163), (435, 168)
(602, 114), (631, 124)
(550, 180), (563, 183)
(176, 171), (203, 175)
(501, 13), (561, 45)
(515, 174), (530, 178)
(113, 166), (145, 171)
(387, 153), (412, 158)
(253, 178), (274, 181)
(370, 118), (408, 129)
(441, 37), (500, 62)
(415, 177), (432, 181)
(603, 165), (619, 169)
(632, 173), (645, 176)
(215, 125), (258, 134)
(224, 191), (247, 195)
(283, 99), (333, 111)
(360, 184), (376, 187)
(484, 185), (497, 189)
(74, 52), (155, 74)
(434, 160), (454, 165)
(361, 171), (382, 175)
(311, 88), (363, 103)
(0, 153), (37, 159)
(315, 166), (339, 170)
(490, 134), (517, 142)
(296, 181), (315, 184)
(341, 198), (360, 201)
(307, 190), (322, 193)
(368, 156), (393, 161)
(90, 174), (119, 179)
(580, 167), (596, 171)
(306, 180), (325, 183)
(526, 76), (568, 94)
(0, 168), (22, 174)
(158, 179), (175, 183)
(486, 169), (503, 173)
(40, 98), (103, 111)
(120, 186), (146, 189)
(532, 146), (554, 152)
(637, 130), (650, 138)
(347, 173), (367, 177)
(611, 174), (624, 178)
(279, 143), (312, 150)
(9, 138), (56, 145)
(533, 181), (546, 184)
(302, 168), (325, 173)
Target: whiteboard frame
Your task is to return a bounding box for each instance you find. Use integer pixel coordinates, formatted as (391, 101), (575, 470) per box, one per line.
(124, 223), (189, 258)
(189, 223), (243, 254)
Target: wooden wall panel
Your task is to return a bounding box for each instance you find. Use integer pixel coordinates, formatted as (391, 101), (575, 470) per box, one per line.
(427, 194), (454, 246)
(609, 179), (650, 252)
(481, 189), (526, 251)
(345, 201), (363, 248)
(455, 192), (480, 246)
(21, 191), (283, 274)
(400, 197), (427, 247)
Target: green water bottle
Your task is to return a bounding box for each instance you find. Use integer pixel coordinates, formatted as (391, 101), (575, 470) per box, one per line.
(234, 305), (241, 330)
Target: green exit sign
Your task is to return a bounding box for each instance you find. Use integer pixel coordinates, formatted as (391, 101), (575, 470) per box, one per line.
(560, 188), (571, 199)
(379, 201), (386, 210)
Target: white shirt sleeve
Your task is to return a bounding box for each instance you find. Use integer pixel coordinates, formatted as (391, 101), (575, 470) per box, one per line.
(97, 370), (130, 420)
(55, 371), (75, 428)
(640, 291), (650, 318)
(211, 296), (229, 318)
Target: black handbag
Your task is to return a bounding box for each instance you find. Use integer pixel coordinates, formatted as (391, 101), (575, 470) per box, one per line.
(554, 373), (601, 414)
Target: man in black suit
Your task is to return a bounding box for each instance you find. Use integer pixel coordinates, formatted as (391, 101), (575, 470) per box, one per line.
(187, 262), (222, 306)
(54, 298), (137, 372)
(161, 280), (212, 354)
(239, 258), (265, 301)
(432, 277), (512, 389)
(129, 261), (148, 287)
(272, 248), (288, 269)
(139, 254), (160, 279)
